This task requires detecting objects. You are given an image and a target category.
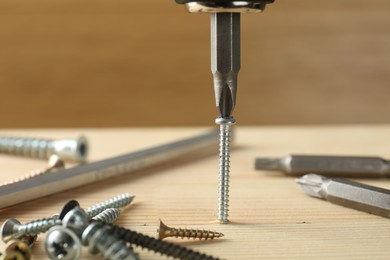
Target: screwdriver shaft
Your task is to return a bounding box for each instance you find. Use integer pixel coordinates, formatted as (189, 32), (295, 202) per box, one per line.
(255, 155), (390, 177)
(297, 174), (390, 218)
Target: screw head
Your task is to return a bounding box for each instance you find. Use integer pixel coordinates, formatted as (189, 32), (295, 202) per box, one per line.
(47, 155), (65, 171)
(62, 208), (89, 237)
(81, 222), (101, 248)
(215, 117), (235, 125)
(1, 218), (21, 243)
(44, 226), (81, 260)
(59, 200), (80, 220)
(87, 223), (111, 254)
(3, 251), (25, 260)
(5, 240), (31, 259)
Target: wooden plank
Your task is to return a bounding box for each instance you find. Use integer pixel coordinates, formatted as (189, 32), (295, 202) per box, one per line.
(0, 126), (389, 259)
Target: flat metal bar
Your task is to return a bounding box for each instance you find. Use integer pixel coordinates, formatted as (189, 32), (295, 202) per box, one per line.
(0, 130), (219, 209)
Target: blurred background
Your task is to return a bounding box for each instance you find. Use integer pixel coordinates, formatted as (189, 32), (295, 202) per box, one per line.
(1, 0), (390, 128)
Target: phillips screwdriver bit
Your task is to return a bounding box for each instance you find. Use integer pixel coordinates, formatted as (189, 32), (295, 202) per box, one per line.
(296, 174), (390, 218)
(211, 12), (240, 118)
(255, 154), (390, 177)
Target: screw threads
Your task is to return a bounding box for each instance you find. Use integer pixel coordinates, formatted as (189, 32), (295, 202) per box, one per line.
(92, 208), (120, 224)
(86, 193), (134, 218)
(215, 117), (235, 223)
(83, 222), (139, 260)
(19, 218), (62, 237)
(107, 222), (220, 260)
(0, 137), (55, 159)
(157, 219), (224, 240)
(100, 236), (139, 260)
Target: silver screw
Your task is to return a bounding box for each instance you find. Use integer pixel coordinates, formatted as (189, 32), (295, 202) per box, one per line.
(0, 136), (88, 162)
(82, 223), (139, 260)
(63, 208), (139, 260)
(44, 226), (81, 260)
(215, 116), (235, 223)
(92, 208), (121, 223)
(1, 199), (79, 243)
(86, 193), (134, 218)
(1, 218), (62, 243)
(44, 208), (122, 260)
(1, 194), (130, 243)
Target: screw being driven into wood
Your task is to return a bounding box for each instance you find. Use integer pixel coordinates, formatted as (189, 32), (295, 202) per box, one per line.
(215, 116), (235, 223)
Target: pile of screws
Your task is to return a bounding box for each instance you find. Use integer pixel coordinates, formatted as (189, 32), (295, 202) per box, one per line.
(1, 194), (223, 260)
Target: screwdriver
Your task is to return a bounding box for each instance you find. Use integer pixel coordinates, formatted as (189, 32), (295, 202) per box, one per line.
(296, 174), (390, 219)
(255, 154), (390, 177)
(175, 0), (275, 223)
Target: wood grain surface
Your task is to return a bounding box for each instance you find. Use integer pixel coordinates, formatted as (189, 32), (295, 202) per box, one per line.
(1, 1), (390, 127)
(0, 126), (389, 259)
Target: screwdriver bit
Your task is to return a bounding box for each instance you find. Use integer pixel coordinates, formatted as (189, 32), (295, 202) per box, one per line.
(296, 174), (390, 218)
(211, 12), (240, 118)
(255, 154), (390, 177)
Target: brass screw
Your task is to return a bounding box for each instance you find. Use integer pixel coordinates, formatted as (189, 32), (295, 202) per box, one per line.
(157, 219), (224, 240)
(1, 155), (65, 186)
(3, 235), (37, 260)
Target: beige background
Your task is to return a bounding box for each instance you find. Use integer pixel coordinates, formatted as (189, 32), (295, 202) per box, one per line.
(1, 0), (390, 128)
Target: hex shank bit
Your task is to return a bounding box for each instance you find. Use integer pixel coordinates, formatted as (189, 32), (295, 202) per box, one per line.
(296, 174), (390, 218)
(255, 155), (390, 177)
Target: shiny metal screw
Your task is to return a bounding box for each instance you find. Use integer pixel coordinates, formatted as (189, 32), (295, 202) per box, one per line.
(45, 207), (127, 259)
(92, 208), (121, 223)
(215, 116), (235, 223)
(62, 208), (139, 260)
(0, 135), (88, 162)
(1, 218), (62, 243)
(44, 226), (81, 260)
(82, 222), (139, 260)
(1, 199), (77, 243)
(157, 219), (224, 240)
(1, 155), (65, 186)
(86, 193), (134, 218)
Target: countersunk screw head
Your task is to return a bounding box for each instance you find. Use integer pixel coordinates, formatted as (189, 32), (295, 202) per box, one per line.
(47, 155), (65, 171)
(52, 136), (89, 163)
(44, 226), (81, 260)
(1, 219), (21, 243)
